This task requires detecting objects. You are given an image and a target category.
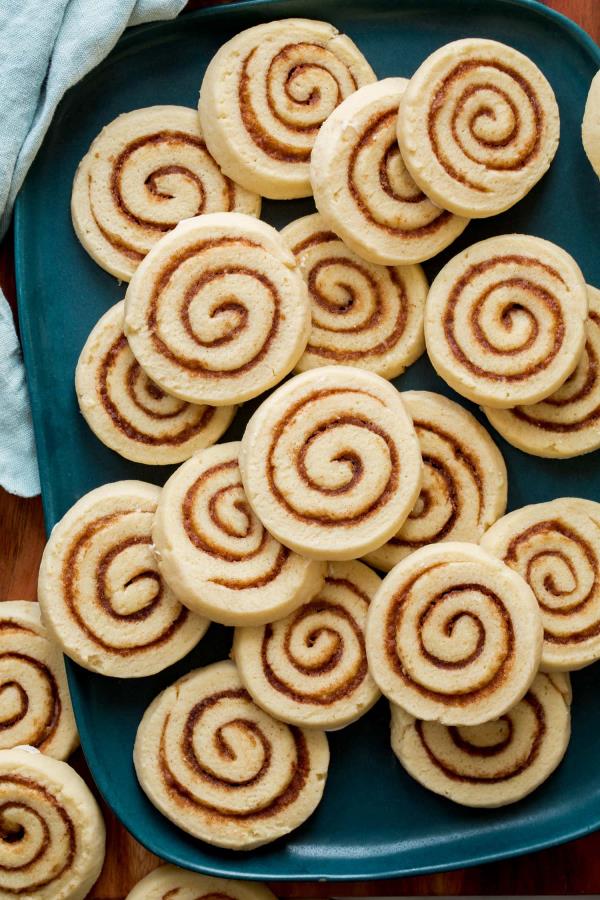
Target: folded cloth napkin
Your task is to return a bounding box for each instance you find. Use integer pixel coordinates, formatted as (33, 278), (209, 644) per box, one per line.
(0, 0), (187, 497)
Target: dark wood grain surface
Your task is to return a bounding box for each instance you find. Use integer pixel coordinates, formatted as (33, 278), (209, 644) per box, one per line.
(1, 1), (598, 895)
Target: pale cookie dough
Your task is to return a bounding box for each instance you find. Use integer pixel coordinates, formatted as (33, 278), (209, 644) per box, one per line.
(153, 442), (325, 626)
(481, 498), (600, 671)
(0, 747), (105, 900)
(76, 301), (235, 464)
(124, 212), (312, 406)
(126, 866), (278, 900)
(582, 71), (600, 178)
(484, 285), (600, 457)
(71, 105), (260, 281)
(37, 481), (208, 677)
(233, 560), (381, 729)
(134, 660), (330, 850)
(365, 542), (543, 725)
(310, 79), (469, 265)
(198, 19), (376, 199)
(391, 672), (571, 807)
(397, 39), (560, 217)
(425, 234), (588, 409)
(239, 366), (423, 561)
(365, 392), (507, 571)
(0, 602), (78, 760)
(281, 213), (427, 378)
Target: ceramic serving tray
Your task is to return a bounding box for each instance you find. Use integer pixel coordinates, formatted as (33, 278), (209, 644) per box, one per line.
(14, 0), (600, 881)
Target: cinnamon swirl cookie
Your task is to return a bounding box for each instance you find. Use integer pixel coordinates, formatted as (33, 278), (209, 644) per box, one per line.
(71, 106), (260, 281)
(281, 213), (427, 378)
(582, 71), (600, 178)
(310, 78), (469, 265)
(0, 747), (105, 899)
(198, 19), (376, 199)
(481, 498), (600, 671)
(126, 866), (278, 900)
(153, 442), (325, 626)
(0, 602), (77, 761)
(484, 286), (600, 457)
(239, 367), (423, 561)
(365, 392), (507, 571)
(425, 235), (588, 408)
(37, 481), (208, 677)
(391, 671), (571, 807)
(397, 39), (560, 217)
(233, 560), (381, 729)
(134, 660), (329, 850)
(76, 301), (235, 464)
(124, 212), (311, 406)
(366, 542), (543, 725)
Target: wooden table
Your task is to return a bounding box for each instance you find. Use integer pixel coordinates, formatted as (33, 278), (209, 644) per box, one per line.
(1, 1), (599, 895)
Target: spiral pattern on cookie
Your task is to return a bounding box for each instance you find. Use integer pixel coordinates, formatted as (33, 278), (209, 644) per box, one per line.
(37, 482), (208, 677)
(366, 543), (543, 724)
(397, 40), (560, 217)
(391, 672), (571, 806)
(281, 213), (427, 377)
(71, 106), (260, 280)
(425, 235), (588, 408)
(0, 748), (105, 899)
(126, 866), (278, 900)
(134, 661), (329, 849)
(481, 498), (600, 670)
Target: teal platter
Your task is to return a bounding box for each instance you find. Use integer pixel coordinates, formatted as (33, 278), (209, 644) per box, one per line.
(14, 0), (600, 881)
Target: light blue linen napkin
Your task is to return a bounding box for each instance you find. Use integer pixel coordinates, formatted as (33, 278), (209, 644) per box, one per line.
(0, 0), (187, 497)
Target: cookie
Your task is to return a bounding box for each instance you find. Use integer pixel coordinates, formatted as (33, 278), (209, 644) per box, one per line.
(391, 672), (571, 807)
(71, 106), (260, 281)
(366, 542), (543, 725)
(365, 392), (507, 571)
(233, 560), (381, 729)
(0, 747), (105, 899)
(481, 498), (600, 671)
(281, 213), (427, 378)
(582, 71), (600, 178)
(239, 366), (423, 561)
(153, 442), (326, 626)
(198, 19), (376, 200)
(124, 212), (311, 406)
(76, 301), (235, 464)
(134, 660), (329, 850)
(310, 79), (469, 265)
(484, 285), (600, 457)
(126, 867), (278, 900)
(397, 39), (560, 217)
(0, 602), (77, 761)
(37, 481), (208, 677)
(425, 234), (588, 408)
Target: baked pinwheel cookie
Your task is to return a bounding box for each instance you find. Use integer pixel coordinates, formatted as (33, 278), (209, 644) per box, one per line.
(0, 602), (77, 760)
(310, 79), (468, 265)
(481, 498), (600, 671)
(199, 19), (376, 199)
(153, 442), (325, 626)
(484, 285), (600, 457)
(37, 481), (208, 677)
(391, 672), (571, 807)
(76, 301), (235, 464)
(425, 235), (588, 408)
(281, 213), (427, 378)
(582, 71), (600, 178)
(71, 106), (260, 281)
(397, 39), (560, 217)
(366, 542), (543, 725)
(365, 392), (507, 571)
(126, 867), (278, 900)
(0, 747), (105, 900)
(239, 366), (423, 561)
(234, 560), (381, 729)
(134, 660), (329, 850)
(124, 212), (311, 406)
